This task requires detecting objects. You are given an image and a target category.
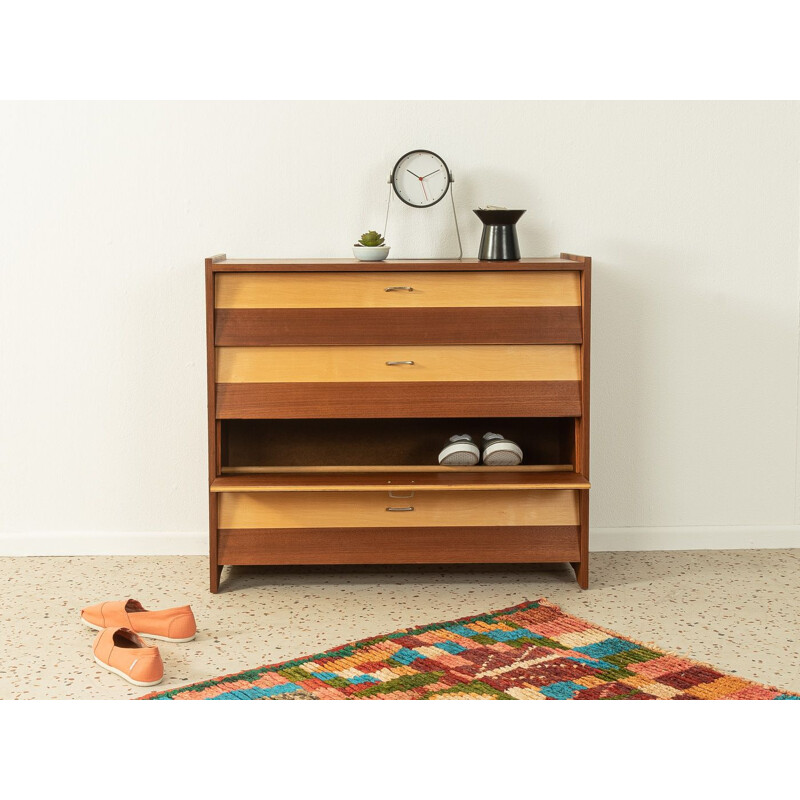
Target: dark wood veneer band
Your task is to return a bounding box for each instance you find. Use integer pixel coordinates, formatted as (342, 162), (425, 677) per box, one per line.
(217, 525), (581, 564)
(215, 306), (583, 346)
(215, 381), (582, 419)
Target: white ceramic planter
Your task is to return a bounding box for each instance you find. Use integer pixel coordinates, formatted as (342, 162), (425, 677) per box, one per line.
(353, 245), (390, 261)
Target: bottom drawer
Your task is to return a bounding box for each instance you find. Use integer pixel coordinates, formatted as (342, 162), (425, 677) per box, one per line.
(216, 489), (581, 565)
(218, 489), (580, 529)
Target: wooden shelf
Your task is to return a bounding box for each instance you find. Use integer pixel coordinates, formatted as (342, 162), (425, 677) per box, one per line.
(211, 471), (590, 493)
(221, 464), (573, 474)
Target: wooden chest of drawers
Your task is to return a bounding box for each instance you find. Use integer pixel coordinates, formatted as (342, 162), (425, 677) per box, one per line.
(205, 255), (591, 592)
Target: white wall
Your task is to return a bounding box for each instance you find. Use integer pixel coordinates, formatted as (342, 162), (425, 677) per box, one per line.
(2, 101), (799, 553)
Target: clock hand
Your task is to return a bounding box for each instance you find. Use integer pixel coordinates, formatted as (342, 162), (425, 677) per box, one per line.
(420, 169), (441, 179)
(406, 168), (429, 200)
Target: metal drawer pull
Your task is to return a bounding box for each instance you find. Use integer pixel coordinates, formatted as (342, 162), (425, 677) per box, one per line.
(388, 490), (414, 499)
(386, 506), (415, 512)
(386, 360), (415, 366)
(384, 286), (414, 292)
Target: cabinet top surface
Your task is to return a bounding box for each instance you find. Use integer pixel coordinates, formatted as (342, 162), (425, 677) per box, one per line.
(208, 256), (589, 273)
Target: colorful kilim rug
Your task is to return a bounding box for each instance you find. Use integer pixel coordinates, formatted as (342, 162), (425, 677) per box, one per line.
(139, 599), (799, 700)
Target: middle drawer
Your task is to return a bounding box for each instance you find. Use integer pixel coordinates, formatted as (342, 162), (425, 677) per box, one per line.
(215, 344), (582, 418)
(216, 344), (580, 384)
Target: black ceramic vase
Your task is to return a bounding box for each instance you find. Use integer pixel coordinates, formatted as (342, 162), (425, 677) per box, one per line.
(473, 209), (526, 261)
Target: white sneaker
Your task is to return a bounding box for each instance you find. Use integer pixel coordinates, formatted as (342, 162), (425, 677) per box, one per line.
(480, 432), (523, 466)
(438, 434), (480, 466)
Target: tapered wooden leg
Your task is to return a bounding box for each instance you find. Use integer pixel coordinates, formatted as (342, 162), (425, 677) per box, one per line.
(210, 562), (223, 593)
(571, 560), (589, 589)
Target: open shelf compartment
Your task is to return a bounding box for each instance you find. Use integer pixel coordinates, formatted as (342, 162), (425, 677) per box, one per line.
(220, 417), (576, 472)
(215, 416), (586, 492)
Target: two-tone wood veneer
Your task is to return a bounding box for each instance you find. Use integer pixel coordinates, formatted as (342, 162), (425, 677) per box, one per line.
(205, 256), (591, 592)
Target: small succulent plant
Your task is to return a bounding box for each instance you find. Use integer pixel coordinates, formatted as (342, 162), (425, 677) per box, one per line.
(354, 230), (386, 247)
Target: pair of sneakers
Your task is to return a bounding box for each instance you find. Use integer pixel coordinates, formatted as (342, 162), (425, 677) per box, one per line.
(81, 598), (197, 687)
(438, 432), (523, 466)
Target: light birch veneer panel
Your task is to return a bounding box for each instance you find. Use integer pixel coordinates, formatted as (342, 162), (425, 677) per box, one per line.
(216, 344), (581, 384)
(218, 489), (580, 529)
(215, 271), (581, 309)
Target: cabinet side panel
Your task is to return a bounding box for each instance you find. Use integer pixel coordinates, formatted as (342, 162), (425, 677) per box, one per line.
(206, 258), (220, 590)
(580, 260), (591, 584)
(580, 258), (591, 477)
(206, 259), (218, 481)
(562, 254), (590, 589)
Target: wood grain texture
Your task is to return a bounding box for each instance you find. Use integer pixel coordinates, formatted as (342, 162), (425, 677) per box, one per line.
(215, 271), (580, 309)
(211, 472), (590, 492)
(215, 381), (582, 418)
(218, 489), (580, 529)
(215, 306), (583, 346)
(217, 526), (581, 564)
(216, 344), (580, 384)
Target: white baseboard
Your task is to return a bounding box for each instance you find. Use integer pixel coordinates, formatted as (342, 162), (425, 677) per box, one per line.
(591, 525), (800, 551)
(0, 526), (797, 557)
(0, 531), (207, 556)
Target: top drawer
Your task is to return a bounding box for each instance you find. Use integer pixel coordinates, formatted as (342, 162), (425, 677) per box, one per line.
(215, 271), (583, 346)
(216, 271), (580, 308)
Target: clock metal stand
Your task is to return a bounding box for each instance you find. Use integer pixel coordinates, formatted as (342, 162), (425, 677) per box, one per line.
(381, 163), (463, 260)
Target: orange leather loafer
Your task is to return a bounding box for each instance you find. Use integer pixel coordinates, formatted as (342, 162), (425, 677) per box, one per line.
(81, 598), (197, 642)
(92, 627), (164, 687)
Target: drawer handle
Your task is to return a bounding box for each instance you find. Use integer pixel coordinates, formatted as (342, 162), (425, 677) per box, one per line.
(386, 506), (415, 512)
(386, 360), (415, 366)
(388, 490), (414, 499)
(384, 286), (414, 292)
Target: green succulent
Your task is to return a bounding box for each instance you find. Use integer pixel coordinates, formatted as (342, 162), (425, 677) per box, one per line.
(355, 230), (386, 247)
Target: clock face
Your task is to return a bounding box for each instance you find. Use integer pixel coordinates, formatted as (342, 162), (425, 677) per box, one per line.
(391, 150), (451, 208)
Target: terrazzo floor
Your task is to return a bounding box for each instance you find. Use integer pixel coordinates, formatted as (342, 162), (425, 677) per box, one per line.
(2, 549), (798, 699)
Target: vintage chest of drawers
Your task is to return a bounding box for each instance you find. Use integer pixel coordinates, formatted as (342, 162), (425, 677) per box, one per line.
(205, 255), (591, 592)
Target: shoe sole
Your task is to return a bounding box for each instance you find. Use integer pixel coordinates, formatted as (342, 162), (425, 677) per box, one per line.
(438, 442), (480, 466)
(93, 655), (164, 687)
(81, 615), (196, 643)
(482, 441), (523, 466)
